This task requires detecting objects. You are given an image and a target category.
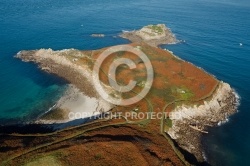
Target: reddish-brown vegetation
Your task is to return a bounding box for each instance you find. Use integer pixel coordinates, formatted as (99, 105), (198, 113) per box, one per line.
(0, 43), (218, 165)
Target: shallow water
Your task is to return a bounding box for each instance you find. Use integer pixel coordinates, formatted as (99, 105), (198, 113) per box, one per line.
(0, 0), (250, 165)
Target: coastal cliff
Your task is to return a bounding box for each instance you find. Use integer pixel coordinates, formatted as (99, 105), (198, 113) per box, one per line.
(167, 82), (238, 161)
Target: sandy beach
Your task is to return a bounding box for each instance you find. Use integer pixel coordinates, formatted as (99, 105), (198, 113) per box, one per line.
(36, 84), (113, 124)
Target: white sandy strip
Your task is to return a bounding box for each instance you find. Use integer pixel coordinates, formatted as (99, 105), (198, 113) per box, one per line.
(58, 85), (113, 121)
(37, 85), (113, 124)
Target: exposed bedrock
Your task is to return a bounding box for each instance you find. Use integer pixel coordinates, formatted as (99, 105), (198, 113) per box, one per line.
(167, 82), (238, 161)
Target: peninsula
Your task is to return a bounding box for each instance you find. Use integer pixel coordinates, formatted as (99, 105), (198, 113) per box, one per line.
(0, 24), (238, 166)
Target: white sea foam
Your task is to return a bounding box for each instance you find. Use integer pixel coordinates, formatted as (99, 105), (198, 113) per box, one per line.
(202, 151), (208, 161)
(16, 51), (21, 55)
(218, 118), (229, 126)
(233, 90), (241, 107)
(122, 30), (129, 33)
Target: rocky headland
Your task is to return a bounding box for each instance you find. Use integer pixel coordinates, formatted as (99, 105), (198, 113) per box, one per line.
(167, 82), (238, 161)
(15, 49), (114, 124)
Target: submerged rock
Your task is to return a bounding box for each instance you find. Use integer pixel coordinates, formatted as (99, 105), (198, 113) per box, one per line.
(91, 34), (105, 37)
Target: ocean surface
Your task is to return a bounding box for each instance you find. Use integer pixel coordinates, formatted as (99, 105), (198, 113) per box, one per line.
(0, 0), (249, 165)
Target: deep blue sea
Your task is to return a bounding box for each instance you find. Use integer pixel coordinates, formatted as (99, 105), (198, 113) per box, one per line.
(0, 0), (249, 165)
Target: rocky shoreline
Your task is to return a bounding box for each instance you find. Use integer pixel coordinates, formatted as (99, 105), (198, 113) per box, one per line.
(120, 24), (178, 47)
(15, 49), (114, 123)
(16, 49), (96, 97)
(167, 82), (239, 161)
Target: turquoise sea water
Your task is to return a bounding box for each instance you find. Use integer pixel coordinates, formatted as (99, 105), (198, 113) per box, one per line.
(0, 0), (250, 165)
